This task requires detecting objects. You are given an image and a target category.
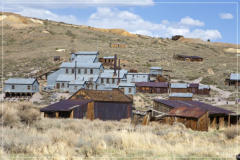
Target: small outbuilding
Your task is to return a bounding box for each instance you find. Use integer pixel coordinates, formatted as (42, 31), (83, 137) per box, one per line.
(69, 89), (133, 120)
(169, 93), (193, 101)
(135, 82), (169, 94)
(225, 73), (240, 87)
(165, 106), (209, 131)
(150, 67), (162, 76)
(4, 78), (39, 97)
(170, 83), (189, 93)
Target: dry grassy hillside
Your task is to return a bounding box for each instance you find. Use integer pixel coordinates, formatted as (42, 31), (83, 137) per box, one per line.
(0, 12), (239, 91)
(1, 102), (240, 159)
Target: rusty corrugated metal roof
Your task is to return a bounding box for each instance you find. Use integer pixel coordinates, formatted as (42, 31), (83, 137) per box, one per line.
(40, 99), (92, 112)
(154, 99), (233, 115)
(135, 82), (168, 88)
(168, 106), (207, 119)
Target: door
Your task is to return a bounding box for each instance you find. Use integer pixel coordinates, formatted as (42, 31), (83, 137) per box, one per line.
(56, 83), (60, 89)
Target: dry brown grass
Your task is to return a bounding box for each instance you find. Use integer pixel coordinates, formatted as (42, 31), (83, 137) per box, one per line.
(1, 102), (240, 159)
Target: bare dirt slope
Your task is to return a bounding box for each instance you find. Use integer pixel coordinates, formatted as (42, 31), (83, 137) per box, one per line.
(0, 12), (239, 91)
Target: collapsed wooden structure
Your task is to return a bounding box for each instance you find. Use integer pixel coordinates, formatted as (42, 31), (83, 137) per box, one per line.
(153, 99), (234, 130)
(173, 54), (203, 62)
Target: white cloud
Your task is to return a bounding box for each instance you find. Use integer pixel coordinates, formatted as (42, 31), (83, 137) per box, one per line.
(88, 7), (222, 40)
(219, 13), (233, 19)
(179, 16), (204, 27)
(2, 5), (222, 41)
(6, 6), (81, 25)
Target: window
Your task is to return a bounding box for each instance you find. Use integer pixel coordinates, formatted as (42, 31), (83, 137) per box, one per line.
(72, 69), (74, 74)
(66, 68), (68, 74)
(106, 78), (109, 84)
(74, 86), (77, 90)
(78, 69), (81, 74)
(90, 69), (93, 74)
(27, 85), (31, 90)
(112, 78), (115, 84)
(101, 78), (104, 84)
(128, 88), (132, 93)
(61, 83), (65, 88)
(84, 69), (87, 74)
(12, 85), (15, 89)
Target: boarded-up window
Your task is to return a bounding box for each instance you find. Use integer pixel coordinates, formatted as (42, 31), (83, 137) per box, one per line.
(84, 69), (87, 74)
(72, 69), (74, 74)
(66, 68), (68, 74)
(101, 78), (104, 84)
(27, 85), (31, 90)
(107, 78), (109, 84)
(90, 69), (93, 74)
(12, 85), (15, 89)
(61, 83), (65, 88)
(78, 69), (81, 74)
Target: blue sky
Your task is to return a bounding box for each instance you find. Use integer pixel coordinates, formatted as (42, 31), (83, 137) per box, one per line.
(2, 0), (239, 43)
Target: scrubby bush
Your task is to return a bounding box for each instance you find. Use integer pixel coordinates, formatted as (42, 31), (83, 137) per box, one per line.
(224, 126), (239, 139)
(1, 102), (41, 127)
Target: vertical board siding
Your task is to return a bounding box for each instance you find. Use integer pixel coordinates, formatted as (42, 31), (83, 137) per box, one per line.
(94, 102), (132, 120)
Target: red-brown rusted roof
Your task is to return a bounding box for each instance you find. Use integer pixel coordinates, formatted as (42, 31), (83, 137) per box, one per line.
(135, 82), (168, 88)
(189, 83), (199, 88)
(154, 99), (233, 115)
(167, 106), (207, 119)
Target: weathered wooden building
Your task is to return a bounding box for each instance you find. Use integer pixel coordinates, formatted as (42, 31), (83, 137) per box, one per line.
(153, 99), (234, 129)
(169, 93), (193, 101)
(135, 82), (169, 94)
(165, 106), (209, 131)
(188, 83), (210, 95)
(69, 89), (133, 120)
(149, 67), (162, 76)
(40, 99), (93, 119)
(109, 43), (126, 48)
(99, 56), (115, 66)
(170, 83), (189, 93)
(174, 54), (203, 62)
(225, 73), (240, 87)
(4, 78), (39, 97)
(172, 35), (183, 41)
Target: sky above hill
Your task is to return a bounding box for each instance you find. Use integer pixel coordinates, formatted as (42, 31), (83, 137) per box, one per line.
(1, 0), (239, 43)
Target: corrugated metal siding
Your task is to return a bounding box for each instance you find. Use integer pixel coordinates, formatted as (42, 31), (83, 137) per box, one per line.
(94, 102), (132, 120)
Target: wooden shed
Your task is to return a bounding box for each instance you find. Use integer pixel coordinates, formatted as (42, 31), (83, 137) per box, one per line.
(135, 82), (169, 94)
(170, 83), (189, 93)
(40, 99), (93, 119)
(225, 73), (240, 87)
(164, 106), (209, 131)
(169, 93), (193, 101)
(69, 88), (133, 120)
(153, 99), (234, 129)
(174, 54), (203, 62)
